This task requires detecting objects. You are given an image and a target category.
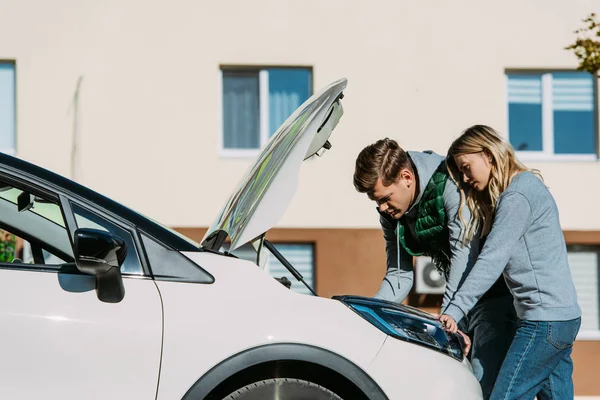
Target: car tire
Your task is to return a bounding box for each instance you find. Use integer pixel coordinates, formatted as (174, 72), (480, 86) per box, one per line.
(222, 378), (343, 400)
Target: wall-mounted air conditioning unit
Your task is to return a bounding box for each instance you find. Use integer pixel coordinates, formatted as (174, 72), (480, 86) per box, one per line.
(414, 256), (446, 294)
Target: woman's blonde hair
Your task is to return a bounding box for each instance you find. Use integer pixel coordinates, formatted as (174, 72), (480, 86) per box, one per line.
(446, 125), (541, 243)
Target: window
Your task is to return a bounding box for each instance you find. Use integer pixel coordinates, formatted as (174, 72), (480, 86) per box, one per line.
(567, 245), (600, 339)
(0, 181), (142, 274)
(506, 71), (597, 160)
(227, 242), (315, 295)
(265, 243), (315, 295)
(0, 229), (16, 262)
(0, 230), (66, 266)
(71, 203), (143, 275)
(0, 182), (73, 266)
(221, 67), (312, 155)
(0, 62), (15, 155)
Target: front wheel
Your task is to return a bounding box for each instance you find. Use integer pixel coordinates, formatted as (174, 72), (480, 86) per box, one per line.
(223, 378), (343, 400)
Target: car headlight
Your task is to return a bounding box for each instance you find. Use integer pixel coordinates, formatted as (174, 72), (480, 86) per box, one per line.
(334, 296), (464, 362)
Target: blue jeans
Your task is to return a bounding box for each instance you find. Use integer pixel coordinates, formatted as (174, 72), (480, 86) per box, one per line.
(489, 317), (581, 400)
(460, 295), (518, 400)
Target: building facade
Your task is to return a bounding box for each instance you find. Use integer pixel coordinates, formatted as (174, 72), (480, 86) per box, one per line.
(1, 0), (599, 395)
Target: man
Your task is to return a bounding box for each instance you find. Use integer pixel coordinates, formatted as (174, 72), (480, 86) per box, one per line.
(353, 138), (516, 400)
(353, 138), (477, 309)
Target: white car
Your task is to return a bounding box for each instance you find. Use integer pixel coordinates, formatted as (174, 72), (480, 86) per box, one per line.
(0, 78), (482, 399)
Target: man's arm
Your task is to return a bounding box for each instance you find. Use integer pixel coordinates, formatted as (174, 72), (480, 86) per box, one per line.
(441, 179), (480, 310)
(374, 212), (414, 303)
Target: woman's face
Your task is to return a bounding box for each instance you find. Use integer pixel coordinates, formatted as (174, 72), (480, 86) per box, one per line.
(453, 152), (492, 192)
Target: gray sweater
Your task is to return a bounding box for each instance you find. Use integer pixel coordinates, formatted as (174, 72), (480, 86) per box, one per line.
(375, 151), (479, 309)
(444, 172), (581, 323)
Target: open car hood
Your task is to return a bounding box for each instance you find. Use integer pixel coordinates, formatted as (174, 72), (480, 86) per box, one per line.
(201, 78), (347, 251)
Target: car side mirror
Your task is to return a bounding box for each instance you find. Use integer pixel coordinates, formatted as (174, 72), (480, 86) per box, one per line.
(74, 228), (126, 303)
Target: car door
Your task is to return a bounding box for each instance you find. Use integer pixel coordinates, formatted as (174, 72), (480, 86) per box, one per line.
(0, 177), (163, 399)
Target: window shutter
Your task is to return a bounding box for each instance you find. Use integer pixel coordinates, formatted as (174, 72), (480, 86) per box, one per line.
(266, 243), (315, 295)
(552, 72), (594, 112)
(507, 75), (542, 104)
(567, 247), (600, 334)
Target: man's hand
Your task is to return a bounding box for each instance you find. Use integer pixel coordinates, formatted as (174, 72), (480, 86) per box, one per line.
(456, 330), (471, 356)
(438, 314), (458, 333)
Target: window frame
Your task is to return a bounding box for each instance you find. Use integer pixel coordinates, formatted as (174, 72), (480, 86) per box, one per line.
(0, 172), (72, 262)
(578, 329), (600, 341)
(505, 69), (599, 162)
(61, 196), (152, 277)
(0, 60), (16, 156)
(69, 201), (145, 276)
(0, 170), (152, 277)
(218, 65), (313, 158)
(0, 222), (73, 268)
(0, 176), (73, 272)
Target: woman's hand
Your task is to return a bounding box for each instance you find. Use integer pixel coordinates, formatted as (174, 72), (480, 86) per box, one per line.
(456, 330), (471, 356)
(436, 315), (470, 355)
(438, 314), (458, 333)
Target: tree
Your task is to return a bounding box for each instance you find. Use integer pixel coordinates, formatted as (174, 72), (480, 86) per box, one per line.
(0, 229), (16, 263)
(565, 13), (600, 77)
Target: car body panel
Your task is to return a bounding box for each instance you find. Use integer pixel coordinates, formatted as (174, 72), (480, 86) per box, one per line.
(155, 251), (387, 399)
(0, 269), (162, 399)
(368, 336), (483, 399)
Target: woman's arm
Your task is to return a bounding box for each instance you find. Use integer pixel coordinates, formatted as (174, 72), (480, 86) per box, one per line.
(442, 191), (532, 324)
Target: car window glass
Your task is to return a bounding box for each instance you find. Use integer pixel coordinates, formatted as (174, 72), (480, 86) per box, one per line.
(0, 229), (67, 266)
(41, 248), (67, 264)
(0, 181), (73, 265)
(0, 187), (65, 227)
(71, 203), (142, 275)
(0, 229), (18, 263)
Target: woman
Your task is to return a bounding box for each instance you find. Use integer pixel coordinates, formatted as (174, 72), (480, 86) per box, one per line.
(439, 125), (581, 400)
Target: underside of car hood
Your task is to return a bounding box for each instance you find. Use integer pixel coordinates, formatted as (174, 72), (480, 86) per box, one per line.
(201, 78), (347, 252)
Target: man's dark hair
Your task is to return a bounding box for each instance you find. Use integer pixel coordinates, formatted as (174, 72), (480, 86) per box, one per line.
(353, 138), (412, 196)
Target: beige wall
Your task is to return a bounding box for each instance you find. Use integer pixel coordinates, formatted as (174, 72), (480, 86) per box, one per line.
(1, 0), (599, 230)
